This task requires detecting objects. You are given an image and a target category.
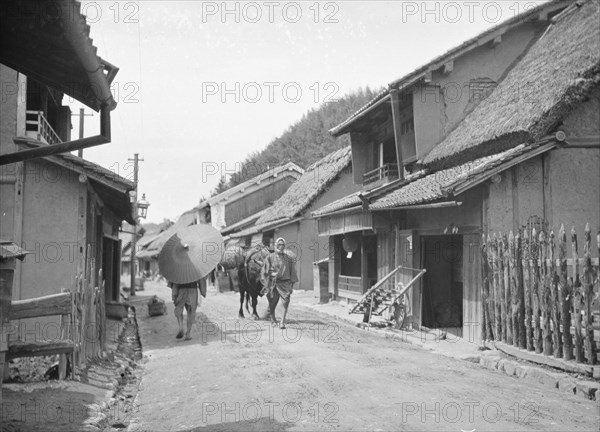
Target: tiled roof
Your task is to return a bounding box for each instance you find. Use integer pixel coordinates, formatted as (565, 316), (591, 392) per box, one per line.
(311, 191), (363, 217)
(15, 138), (134, 190)
(370, 143), (556, 210)
(256, 146), (352, 224)
(1, 0), (118, 111)
(227, 217), (292, 239)
(311, 169), (428, 217)
(422, 0), (600, 170)
(312, 142), (557, 216)
(207, 162), (304, 204)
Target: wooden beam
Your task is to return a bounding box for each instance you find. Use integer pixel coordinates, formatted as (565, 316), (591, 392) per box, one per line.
(371, 201), (462, 211)
(7, 340), (74, 359)
(390, 89), (405, 180)
(488, 340), (597, 377)
(565, 136), (600, 147)
(511, 168), (520, 233)
(1, 135), (109, 166)
(9, 292), (72, 320)
(0, 107), (112, 166)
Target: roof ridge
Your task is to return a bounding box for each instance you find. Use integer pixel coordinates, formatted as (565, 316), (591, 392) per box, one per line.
(330, 0), (574, 136)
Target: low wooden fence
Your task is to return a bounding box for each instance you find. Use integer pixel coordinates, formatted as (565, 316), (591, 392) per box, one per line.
(481, 223), (599, 364)
(71, 245), (106, 370)
(6, 244), (107, 376)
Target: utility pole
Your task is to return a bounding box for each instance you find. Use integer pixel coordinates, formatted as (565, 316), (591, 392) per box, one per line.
(129, 153), (144, 296)
(72, 108), (93, 157)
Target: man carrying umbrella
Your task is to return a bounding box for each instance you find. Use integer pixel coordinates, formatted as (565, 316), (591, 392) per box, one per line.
(261, 237), (298, 329)
(158, 224), (223, 340)
(168, 279), (207, 339)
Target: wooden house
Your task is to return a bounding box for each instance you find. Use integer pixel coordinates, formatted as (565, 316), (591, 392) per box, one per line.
(0, 0), (131, 380)
(213, 162), (304, 240)
(228, 147), (362, 296)
(313, 0), (599, 350)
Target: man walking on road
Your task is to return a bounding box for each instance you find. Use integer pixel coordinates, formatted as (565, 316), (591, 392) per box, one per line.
(261, 237), (298, 329)
(168, 279), (207, 340)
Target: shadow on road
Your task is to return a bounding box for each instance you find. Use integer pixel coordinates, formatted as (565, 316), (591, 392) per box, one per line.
(1, 386), (106, 432)
(183, 417), (293, 432)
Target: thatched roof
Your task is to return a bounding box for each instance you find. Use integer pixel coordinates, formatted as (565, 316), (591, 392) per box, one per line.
(423, 0), (600, 170)
(330, 0), (573, 137)
(256, 146), (352, 224)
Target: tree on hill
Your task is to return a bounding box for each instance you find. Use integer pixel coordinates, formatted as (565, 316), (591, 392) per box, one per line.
(210, 86), (380, 195)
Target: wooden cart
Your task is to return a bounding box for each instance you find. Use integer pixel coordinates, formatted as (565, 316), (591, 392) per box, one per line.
(350, 266), (426, 329)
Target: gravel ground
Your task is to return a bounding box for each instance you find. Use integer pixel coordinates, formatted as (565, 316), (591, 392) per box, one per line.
(124, 281), (600, 432)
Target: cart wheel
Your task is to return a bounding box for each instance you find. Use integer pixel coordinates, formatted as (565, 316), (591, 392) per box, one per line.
(392, 294), (408, 329)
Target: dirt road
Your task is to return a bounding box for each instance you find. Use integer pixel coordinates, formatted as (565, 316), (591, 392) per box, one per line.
(125, 283), (599, 431)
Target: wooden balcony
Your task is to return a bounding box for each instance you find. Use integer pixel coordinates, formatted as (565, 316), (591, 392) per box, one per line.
(363, 163), (399, 188)
(25, 110), (62, 145)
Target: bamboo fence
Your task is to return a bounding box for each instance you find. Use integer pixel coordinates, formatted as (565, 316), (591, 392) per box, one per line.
(481, 223), (599, 364)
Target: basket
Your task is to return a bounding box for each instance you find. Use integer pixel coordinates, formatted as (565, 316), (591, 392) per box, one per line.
(147, 296), (166, 317)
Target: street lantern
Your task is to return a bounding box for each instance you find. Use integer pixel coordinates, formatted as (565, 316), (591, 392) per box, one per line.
(137, 193), (150, 219)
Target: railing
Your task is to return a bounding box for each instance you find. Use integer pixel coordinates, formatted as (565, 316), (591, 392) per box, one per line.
(339, 275), (362, 293)
(25, 110), (62, 145)
(363, 163), (399, 185)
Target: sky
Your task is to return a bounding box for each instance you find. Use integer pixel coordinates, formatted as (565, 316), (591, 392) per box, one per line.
(69, 0), (547, 224)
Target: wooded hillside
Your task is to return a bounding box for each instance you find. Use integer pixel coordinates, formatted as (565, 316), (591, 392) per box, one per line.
(211, 86), (380, 195)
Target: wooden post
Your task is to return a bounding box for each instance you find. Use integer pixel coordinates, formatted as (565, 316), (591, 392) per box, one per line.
(509, 232), (518, 346)
(390, 89), (405, 180)
(502, 234), (511, 344)
(481, 234), (489, 341)
(516, 231), (526, 349)
(0, 257), (18, 404)
(540, 231), (553, 356)
(531, 228), (543, 353)
(571, 227), (584, 363)
(59, 287), (69, 380)
(550, 230), (562, 358)
(582, 224), (596, 364)
(523, 228), (533, 351)
(494, 234), (506, 342)
(493, 234), (501, 341)
(485, 234), (495, 340)
(559, 225), (573, 360)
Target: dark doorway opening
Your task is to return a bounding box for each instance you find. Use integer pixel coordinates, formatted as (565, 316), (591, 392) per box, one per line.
(421, 235), (463, 329)
(103, 237), (121, 302)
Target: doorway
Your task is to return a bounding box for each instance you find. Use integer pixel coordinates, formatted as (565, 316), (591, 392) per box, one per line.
(421, 235), (463, 329)
(102, 237), (121, 302)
